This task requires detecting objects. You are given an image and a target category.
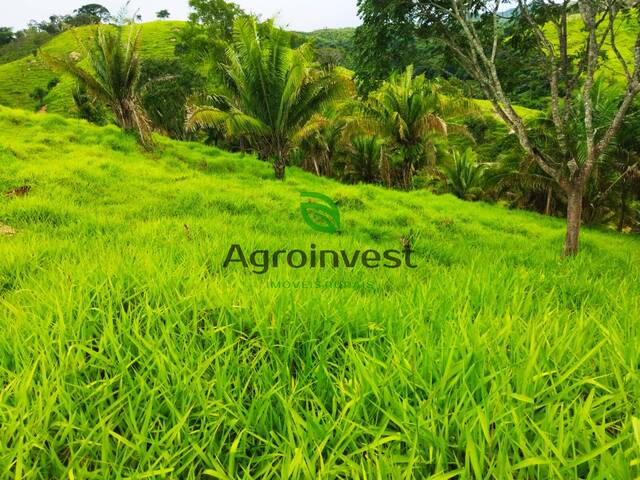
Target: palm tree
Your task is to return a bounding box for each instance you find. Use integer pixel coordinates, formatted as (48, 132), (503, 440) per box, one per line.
(483, 130), (560, 215)
(589, 104), (640, 230)
(292, 109), (348, 178)
(43, 27), (152, 147)
(187, 18), (353, 179)
(364, 66), (476, 190)
(344, 135), (384, 184)
(444, 148), (486, 200)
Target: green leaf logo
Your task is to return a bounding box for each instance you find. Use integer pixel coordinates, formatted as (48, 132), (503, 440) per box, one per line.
(300, 192), (341, 234)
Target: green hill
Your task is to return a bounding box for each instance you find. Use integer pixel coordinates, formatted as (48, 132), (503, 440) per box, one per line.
(297, 28), (357, 68)
(1, 105), (639, 477)
(547, 13), (639, 81)
(0, 21), (185, 115)
(297, 28), (355, 51)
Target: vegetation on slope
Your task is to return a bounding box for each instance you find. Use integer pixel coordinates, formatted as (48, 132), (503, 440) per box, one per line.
(558, 12), (640, 81)
(397, 2), (640, 255)
(295, 28), (356, 68)
(43, 27), (153, 147)
(1, 106), (640, 478)
(0, 21), (184, 115)
(188, 18), (354, 179)
(0, 30), (52, 65)
(3, 3), (639, 246)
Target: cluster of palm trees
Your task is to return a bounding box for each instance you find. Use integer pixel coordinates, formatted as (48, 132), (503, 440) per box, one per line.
(45, 19), (479, 190)
(186, 19), (353, 179)
(44, 18), (639, 231)
(366, 67), (478, 189)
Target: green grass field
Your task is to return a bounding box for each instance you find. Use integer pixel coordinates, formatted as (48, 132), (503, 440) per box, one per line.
(0, 21), (184, 116)
(1, 106), (640, 478)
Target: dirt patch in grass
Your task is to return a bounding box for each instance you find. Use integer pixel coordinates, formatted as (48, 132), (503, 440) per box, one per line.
(0, 223), (16, 235)
(5, 185), (31, 198)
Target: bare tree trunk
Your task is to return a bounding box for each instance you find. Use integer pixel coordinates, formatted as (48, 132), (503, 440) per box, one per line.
(402, 162), (413, 190)
(545, 186), (553, 216)
(563, 186), (583, 256)
(617, 185), (628, 232)
(380, 154), (392, 188)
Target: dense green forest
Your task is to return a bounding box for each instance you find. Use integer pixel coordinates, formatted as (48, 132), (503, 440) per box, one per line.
(1, 1), (640, 478)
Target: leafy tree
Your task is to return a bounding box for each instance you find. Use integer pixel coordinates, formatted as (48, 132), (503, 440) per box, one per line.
(72, 4), (111, 25)
(176, 0), (245, 74)
(23, 5), (109, 35)
(188, 0), (243, 38)
(0, 27), (14, 46)
(43, 28), (152, 147)
(417, 0), (640, 255)
(139, 59), (205, 139)
(31, 16), (68, 35)
(353, 0), (417, 93)
(156, 10), (171, 19)
(315, 48), (346, 68)
(353, 1), (467, 94)
(187, 18), (353, 179)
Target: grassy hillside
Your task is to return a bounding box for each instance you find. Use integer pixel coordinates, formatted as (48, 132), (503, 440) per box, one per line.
(0, 31), (52, 66)
(1, 106), (640, 478)
(0, 23), (355, 117)
(548, 13), (639, 82)
(0, 21), (184, 115)
(475, 98), (542, 121)
(473, 14), (640, 123)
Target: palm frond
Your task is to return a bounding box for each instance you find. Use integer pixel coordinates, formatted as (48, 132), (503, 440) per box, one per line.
(187, 107), (269, 137)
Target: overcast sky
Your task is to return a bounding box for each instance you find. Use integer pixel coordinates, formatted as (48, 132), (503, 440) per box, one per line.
(2, 0), (361, 32)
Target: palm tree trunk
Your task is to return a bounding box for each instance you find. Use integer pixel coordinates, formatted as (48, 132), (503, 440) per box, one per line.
(273, 157), (286, 180)
(402, 163), (413, 190)
(380, 154), (392, 188)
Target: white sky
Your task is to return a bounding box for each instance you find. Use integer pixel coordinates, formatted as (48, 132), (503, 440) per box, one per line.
(1, 0), (361, 32)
